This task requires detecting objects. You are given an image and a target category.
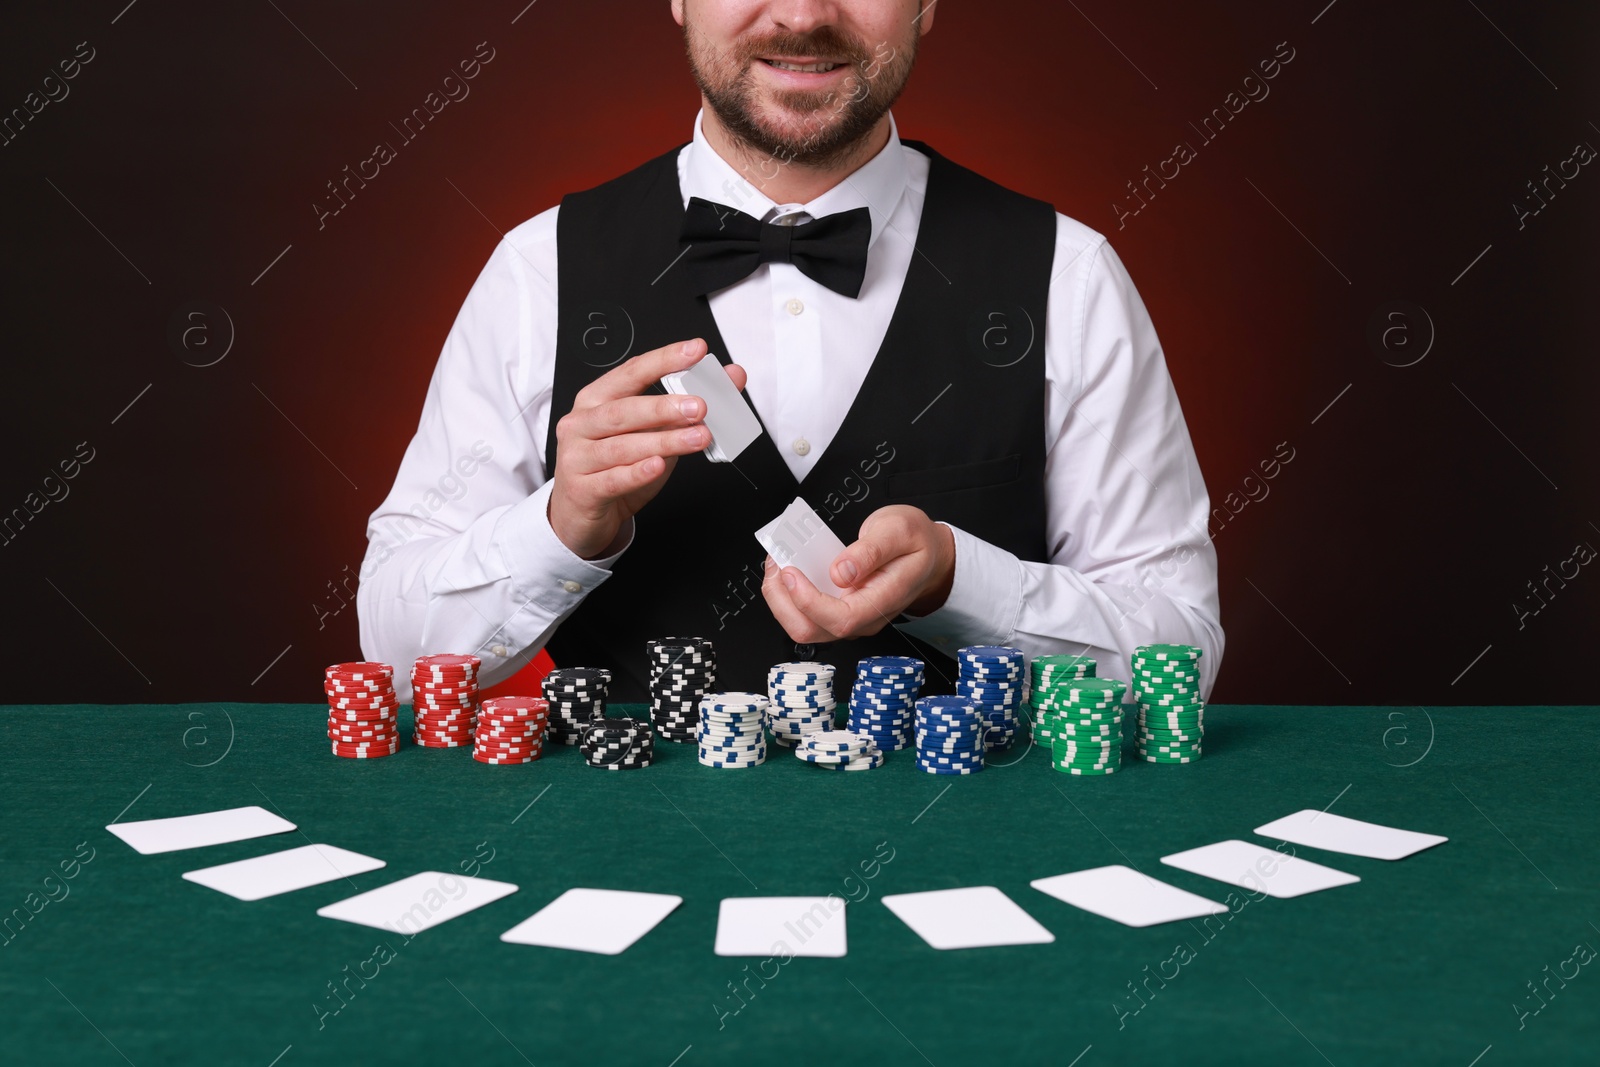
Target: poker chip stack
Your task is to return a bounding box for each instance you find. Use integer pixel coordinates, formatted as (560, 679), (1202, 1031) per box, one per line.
(1026, 654), (1096, 741)
(955, 645), (1025, 749)
(1028, 654), (1096, 698)
(846, 656), (924, 752)
(1132, 644), (1205, 763)
(1033, 677), (1127, 775)
(326, 661), (400, 758)
(697, 692), (769, 768)
(913, 695), (986, 774)
(580, 716), (655, 770)
(542, 666), (610, 745)
(648, 637), (716, 744)
(411, 653), (480, 748)
(473, 696), (549, 765)
(794, 729), (883, 771)
(766, 661), (837, 747)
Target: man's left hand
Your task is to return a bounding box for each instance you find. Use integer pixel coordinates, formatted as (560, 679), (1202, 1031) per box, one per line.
(761, 505), (956, 643)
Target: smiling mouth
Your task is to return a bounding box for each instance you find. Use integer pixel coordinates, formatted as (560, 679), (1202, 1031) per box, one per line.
(759, 58), (845, 73)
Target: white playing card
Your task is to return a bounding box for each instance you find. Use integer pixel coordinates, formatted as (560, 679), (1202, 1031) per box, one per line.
(1030, 865), (1229, 928)
(1161, 839), (1360, 899)
(755, 497), (849, 598)
(500, 888), (682, 955)
(1254, 809), (1448, 860)
(880, 886), (1056, 950)
(182, 844), (385, 901)
(714, 896), (848, 957)
(317, 871), (518, 934)
(661, 352), (762, 463)
(106, 805), (296, 855)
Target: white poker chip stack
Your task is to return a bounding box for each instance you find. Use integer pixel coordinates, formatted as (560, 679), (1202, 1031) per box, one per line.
(697, 692), (770, 768)
(766, 661), (837, 747)
(794, 729), (884, 771)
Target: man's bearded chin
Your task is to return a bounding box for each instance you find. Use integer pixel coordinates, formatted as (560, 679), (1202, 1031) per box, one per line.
(686, 26), (917, 169)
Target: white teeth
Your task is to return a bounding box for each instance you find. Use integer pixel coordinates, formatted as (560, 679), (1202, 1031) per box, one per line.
(767, 60), (838, 73)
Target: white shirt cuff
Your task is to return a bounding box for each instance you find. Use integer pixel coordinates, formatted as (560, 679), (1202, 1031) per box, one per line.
(493, 480), (631, 613)
(896, 523), (1022, 656)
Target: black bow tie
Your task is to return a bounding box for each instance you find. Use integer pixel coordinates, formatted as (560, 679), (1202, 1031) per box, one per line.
(678, 196), (871, 299)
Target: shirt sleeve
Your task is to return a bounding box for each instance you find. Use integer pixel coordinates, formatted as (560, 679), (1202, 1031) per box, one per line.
(355, 206), (634, 696)
(898, 218), (1224, 697)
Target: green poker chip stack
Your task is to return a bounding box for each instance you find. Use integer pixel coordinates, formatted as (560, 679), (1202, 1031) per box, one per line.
(1031, 673), (1126, 775)
(1131, 644), (1204, 763)
(1028, 654), (1095, 701)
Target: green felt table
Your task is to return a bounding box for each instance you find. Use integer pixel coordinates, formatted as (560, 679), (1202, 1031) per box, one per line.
(2, 702), (1596, 1066)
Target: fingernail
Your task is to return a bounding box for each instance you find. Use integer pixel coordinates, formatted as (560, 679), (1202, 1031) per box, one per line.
(837, 559), (858, 584)
(782, 572), (796, 591)
(678, 398), (700, 418)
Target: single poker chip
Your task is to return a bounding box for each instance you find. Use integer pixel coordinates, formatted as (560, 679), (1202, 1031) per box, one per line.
(828, 754), (886, 770)
(958, 644), (1024, 660)
(859, 655), (925, 674)
(473, 753), (535, 765)
(415, 652), (481, 669)
(698, 755), (765, 768)
(1055, 764), (1118, 775)
(797, 750), (864, 765)
(326, 661), (394, 681)
(324, 679), (394, 694)
(328, 711), (400, 726)
(914, 761), (979, 775)
(332, 738), (399, 755)
(800, 730), (873, 750)
(1132, 643), (1202, 662)
(329, 720), (399, 734)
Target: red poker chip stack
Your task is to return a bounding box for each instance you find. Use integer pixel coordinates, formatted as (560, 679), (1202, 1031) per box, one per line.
(326, 661), (400, 758)
(411, 653), (482, 748)
(473, 696), (550, 765)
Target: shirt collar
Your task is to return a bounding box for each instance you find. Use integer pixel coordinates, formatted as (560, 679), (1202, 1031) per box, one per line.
(680, 107), (908, 252)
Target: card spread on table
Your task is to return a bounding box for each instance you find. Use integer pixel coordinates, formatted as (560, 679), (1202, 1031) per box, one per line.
(1030, 865), (1229, 928)
(661, 352), (762, 463)
(880, 886), (1056, 950)
(182, 844), (385, 901)
(317, 872), (518, 934)
(1253, 809), (1449, 861)
(500, 888), (682, 955)
(106, 805), (296, 855)
(714, 896), (848, 957)
(1161, 839), (1360, 898)
(755, 497), (849, 598)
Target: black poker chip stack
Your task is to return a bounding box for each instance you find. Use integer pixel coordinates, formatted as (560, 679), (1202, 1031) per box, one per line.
(542, 666), (610, 745)
(647, 637), (716, 744)
(579, 716), (655, 770)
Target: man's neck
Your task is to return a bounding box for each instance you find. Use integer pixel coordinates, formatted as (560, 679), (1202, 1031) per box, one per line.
(699, 102), (891, 206)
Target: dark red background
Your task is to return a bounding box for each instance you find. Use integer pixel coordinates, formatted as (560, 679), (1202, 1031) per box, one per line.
(2, 1), (1595, 706)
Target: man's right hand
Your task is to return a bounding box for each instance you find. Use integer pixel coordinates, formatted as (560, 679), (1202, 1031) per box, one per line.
(548, 338), (747, 560)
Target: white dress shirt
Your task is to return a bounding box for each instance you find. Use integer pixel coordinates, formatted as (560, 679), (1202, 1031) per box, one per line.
(358, 110), (1223, 699)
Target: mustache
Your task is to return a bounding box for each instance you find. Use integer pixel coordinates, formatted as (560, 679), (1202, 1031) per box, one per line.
(735, 27), (873, 68)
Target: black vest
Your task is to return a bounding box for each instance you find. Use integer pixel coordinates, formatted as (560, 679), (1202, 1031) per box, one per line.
(546, 140), (1055, 700)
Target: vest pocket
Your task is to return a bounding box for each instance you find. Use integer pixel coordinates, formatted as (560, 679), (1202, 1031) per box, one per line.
(887, 453), (1021, 499)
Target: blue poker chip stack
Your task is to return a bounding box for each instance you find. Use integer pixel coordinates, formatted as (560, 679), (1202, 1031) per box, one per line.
(954, 645), (1025, 749)
(766, 661), (837, 748)
(914, 695), (987, 774)
(846, 656), (925, 752)
(697, 692), (770, 768)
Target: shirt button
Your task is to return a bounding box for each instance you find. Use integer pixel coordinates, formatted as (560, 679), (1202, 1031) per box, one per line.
(792, 438), (811, 457)
(786, 298), (804, 316)
(561, 580), (582, 594)
(491, 644), (508, 657)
